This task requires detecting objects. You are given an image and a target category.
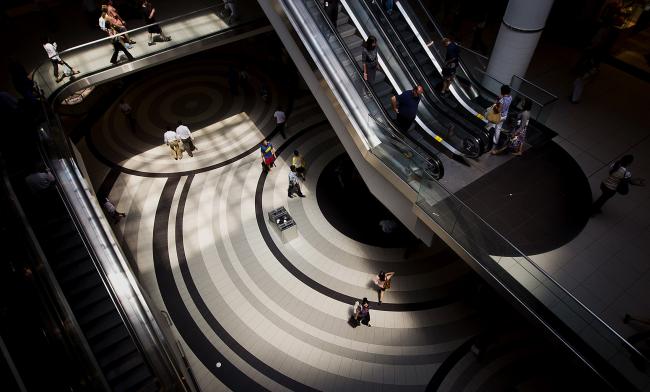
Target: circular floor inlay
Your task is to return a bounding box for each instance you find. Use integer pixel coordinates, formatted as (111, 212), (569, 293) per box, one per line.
(170, 92), (213, 117)
(316, 153), (418, 248)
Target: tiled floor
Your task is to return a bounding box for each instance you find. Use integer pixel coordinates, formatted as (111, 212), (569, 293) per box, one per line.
(524, 41), (650, 344)
(75, 57), (487, 390)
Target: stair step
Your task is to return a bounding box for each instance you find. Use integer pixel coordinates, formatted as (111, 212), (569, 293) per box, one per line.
(91, 325), (131, 354)
(111, 363), (155, 392)
(75, 287), (109, 311)
(105, 351), (148, 383)
(76, 297), (117, 326)
(59, 260), (97, 285)
(83, 308), (124, 340)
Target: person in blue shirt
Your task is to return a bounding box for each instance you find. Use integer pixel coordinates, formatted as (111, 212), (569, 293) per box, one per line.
(390, 85), (424, 132)
(260, 139), (276, 172)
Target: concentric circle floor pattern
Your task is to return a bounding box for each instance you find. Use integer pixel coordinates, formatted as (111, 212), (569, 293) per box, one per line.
(77, 60), (485, 391)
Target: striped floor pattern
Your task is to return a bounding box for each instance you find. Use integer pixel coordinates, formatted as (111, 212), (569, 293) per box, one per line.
(76, 60), (486, 391)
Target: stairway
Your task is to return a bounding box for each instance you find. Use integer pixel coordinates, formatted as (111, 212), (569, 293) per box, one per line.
(35, 202), (157, 392)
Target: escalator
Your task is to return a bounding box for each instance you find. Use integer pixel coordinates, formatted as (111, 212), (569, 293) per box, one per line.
(29, 192), (157, 392)
(392, 0), (557, 147)
(272, 1), (650, 390)
(329, 0), (489, 158)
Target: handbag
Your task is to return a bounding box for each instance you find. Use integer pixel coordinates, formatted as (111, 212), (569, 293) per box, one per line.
(486, 107), (501, 124)
(348, 315), (360, 328)
(384, 279), (391, 290)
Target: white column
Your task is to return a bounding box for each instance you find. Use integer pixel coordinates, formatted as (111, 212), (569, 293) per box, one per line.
(485, 0), (555, 89)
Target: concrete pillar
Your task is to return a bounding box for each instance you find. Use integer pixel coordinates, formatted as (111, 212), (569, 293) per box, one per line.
(485, 0), (555, 89)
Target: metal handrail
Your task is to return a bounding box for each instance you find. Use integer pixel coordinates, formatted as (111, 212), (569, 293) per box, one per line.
(1, 162), (111, 391)
(38, 111), (192, 390)
(347, 0), (484, 156)
(511, 74), (559, 103)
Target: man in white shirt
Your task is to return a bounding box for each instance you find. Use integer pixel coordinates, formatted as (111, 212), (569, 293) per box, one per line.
(42, 36), (79, 83)
(163, 126), (182, 160)
(175, 120), (197, 157)
(273, 108), (287, 139)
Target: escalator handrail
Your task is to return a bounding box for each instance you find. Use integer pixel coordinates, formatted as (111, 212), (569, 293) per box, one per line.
(43, 16), (270, 103)
(409, 0), (558, 110)
(408, 0), (495, 100)
(344, 0), (483, 156)
(310, 0), (443, 177)
(36, 96), (193, 390)
(0, 162), (111, 391)
(32, 4), (226, 82)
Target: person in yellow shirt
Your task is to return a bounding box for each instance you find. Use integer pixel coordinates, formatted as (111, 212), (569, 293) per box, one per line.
(291, 150), (306, 180)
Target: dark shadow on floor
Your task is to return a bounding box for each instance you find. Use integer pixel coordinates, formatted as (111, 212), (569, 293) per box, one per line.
(316, 153), (418, 248)
(455, 141), (592, 256)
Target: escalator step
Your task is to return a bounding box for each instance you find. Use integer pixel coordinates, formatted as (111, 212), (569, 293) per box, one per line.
(58, 260), (97, 284)
(54, 246), (93, 271)
(92, 328), (131, 355)
(342, 34), (363, 48)
(83, 317), (124, 342)
(104, 351), (148, 383)
(337, 23), (356, 38)
(94, 333), (139, 367)
(65, 270), (104, 298)
(76, 297), (118, 326)
(98, 344), (139, 371)
(111, 363), (155, 392)
(74, 286), (108, 311)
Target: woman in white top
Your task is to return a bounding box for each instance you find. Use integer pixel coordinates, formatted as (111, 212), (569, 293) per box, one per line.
(592, 155), (644, 214)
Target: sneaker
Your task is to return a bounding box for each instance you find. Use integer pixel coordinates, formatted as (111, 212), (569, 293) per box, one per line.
(129, 40), (136, 44)
(126, 44), (134, 50)
(378, 301), (381, 306)
(148, 42), (155, 46)
(299, 194), (305, 198)
(288, 195), (294, 198)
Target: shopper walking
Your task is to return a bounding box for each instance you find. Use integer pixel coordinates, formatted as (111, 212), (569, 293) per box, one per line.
(109, 26), (134, 64)
(223, 0), (238, 23)
(288, 165), (305, 198)
(163, 126), (182, 160)
(273, 108), (287, 139)
(142, 0), (171, 46)
(592, 155), (644, 214)
(428, 37), (459, 95)
(291, 150), (306, 180)
(510, 99), (531, 156)
(385, 0), (394, 15)
(373, 270), (394, 305)
(260, 140), (276, 173)
(175, 121), (196, 157)
(391, 86), (423, 132)
(42, 37), (79, 83)
(103, 197), (126, 223)
(354, 298), (371, 327)
(324, 0), (339, 26)
(362, 35), (379, 94)
(101, 5), (134, 45)
(119, 99), (136, 132)
(494, 85), (512, 145)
